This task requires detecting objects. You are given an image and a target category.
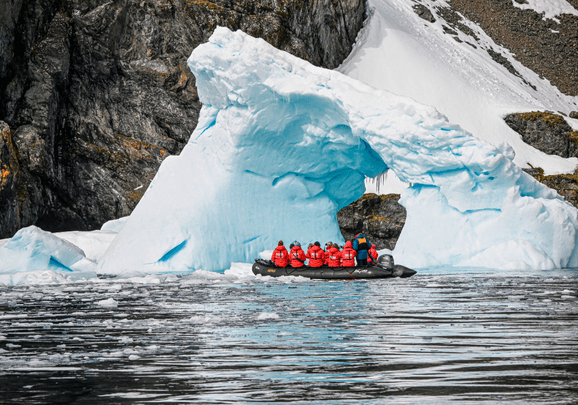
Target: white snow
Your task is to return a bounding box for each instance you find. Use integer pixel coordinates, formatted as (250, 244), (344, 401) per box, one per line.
(91, 27), (578, 272)
(341, 0), (578, 196)
(511, 0), (578, 21)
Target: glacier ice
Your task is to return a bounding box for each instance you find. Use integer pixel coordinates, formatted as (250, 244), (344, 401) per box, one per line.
(94, 27), (578, 272)
(0, 226), (97, 284)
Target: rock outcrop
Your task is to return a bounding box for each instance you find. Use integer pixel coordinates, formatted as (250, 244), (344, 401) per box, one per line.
(338, 194), (406, 251)
(0, 0), (366, 238)
(505, 111), (578, 211)
(504, 112), (578, 158)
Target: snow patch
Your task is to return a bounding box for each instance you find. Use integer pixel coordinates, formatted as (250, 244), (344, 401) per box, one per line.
(512, 0), (578, 21)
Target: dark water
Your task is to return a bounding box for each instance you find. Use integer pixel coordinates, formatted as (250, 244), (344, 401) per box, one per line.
(1, 268), (577, 404)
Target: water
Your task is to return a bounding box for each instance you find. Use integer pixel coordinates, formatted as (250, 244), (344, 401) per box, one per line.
(1, 268), (577, 404)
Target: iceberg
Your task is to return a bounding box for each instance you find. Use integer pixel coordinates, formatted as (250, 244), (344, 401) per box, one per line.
(92, 27), (576, 272)
(0, 226), (97, 284)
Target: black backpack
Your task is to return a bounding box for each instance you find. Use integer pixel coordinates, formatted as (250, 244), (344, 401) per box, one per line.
(356, 236), (369, 250)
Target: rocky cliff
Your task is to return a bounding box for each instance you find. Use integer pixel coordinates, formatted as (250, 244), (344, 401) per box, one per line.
(0, 0), (366, 238)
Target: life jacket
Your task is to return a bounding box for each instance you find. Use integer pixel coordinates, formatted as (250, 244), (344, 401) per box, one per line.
(306, 245), (325, 267)
(354, 234), (370, 251)
(326, 247), (342, 267)
(289, 246), (306, 267)
(271, 245), (289, 267)
(368, 244), (378, 264)
(341, 241), (357, 267)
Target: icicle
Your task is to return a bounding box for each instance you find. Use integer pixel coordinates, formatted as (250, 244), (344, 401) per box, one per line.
(368, 171), (389, 193)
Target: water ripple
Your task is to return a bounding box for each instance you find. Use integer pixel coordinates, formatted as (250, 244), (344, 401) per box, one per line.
(0, 269), (577, 403)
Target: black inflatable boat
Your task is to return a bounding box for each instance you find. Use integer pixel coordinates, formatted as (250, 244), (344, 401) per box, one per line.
(252, 255), (416, 280)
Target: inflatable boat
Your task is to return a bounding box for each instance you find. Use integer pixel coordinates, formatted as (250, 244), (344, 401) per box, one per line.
(252, 255), (416, 280)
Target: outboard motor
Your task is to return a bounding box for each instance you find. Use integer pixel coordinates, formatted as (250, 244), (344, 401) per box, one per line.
(377, 254), (394, 270)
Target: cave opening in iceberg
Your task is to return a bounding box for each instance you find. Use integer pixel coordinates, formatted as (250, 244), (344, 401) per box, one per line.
(97, 27), (578, 273)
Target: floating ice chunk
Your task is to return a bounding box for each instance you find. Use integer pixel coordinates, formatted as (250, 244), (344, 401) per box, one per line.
(0, 269), (96, 286)
(0, 226), (97, 284)
(224, 262), (255, 278)
(128, 355), (140, 361)
(97, 298), (118, 308)
(180, 270), (237, 285)
(187, 315), (222, 324)
(257, 312), (280, 320)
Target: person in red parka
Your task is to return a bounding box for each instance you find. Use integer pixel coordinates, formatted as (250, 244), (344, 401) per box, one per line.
(326, 243), (342, 267)
(271, 240), (289, 267)
(341, 241), (357, 267)
(306, 241), (325, 267)
(289, 241), (306, 267)
(368, 244), (379, 265)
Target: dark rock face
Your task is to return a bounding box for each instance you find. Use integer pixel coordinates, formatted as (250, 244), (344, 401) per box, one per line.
(504, 112), (578, 158)
(570, 111), (578, 119)
(337, 193), (407, 251)
(0, 0), (366, 238)
(445, 0), (578, 96)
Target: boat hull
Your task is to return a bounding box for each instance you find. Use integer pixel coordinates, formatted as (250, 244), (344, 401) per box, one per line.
(252, 259), (416, 280)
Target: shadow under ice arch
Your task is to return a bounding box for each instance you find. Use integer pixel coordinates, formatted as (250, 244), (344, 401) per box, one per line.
(97, 27), (578, 273)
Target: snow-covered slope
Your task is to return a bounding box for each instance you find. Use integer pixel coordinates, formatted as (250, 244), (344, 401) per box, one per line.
(343, 0), (578, 193)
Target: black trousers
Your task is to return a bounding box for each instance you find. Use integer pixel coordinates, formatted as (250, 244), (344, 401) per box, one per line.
(357, 258), (368, 266)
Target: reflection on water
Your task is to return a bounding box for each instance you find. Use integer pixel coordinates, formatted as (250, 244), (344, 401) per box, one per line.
(0, 268), (577, 403)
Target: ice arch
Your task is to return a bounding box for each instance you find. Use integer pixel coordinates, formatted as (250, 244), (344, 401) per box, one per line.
(98, 27), (578, 273)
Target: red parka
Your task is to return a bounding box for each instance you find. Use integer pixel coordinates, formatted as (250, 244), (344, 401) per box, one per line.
(341, 241), (357, 267)
(271, 245), (289, 267)
(368, 244), (378, 264)
(306, 245), (325, 267)
(326, 246), (342, 267)
(289, 246), (306, 267)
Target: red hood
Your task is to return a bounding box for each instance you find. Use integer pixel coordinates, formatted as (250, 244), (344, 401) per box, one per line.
(274, 245), (287, 252)
(371, 244), (376, 249)
(311, 245), (323, 253)
(345, 241), (353, 248)
(328, 246), (339, 253)
(291, 246), (302, 252)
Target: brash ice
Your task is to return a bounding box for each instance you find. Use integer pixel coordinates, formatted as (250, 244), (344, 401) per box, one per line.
(95, 27), (578, 272)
